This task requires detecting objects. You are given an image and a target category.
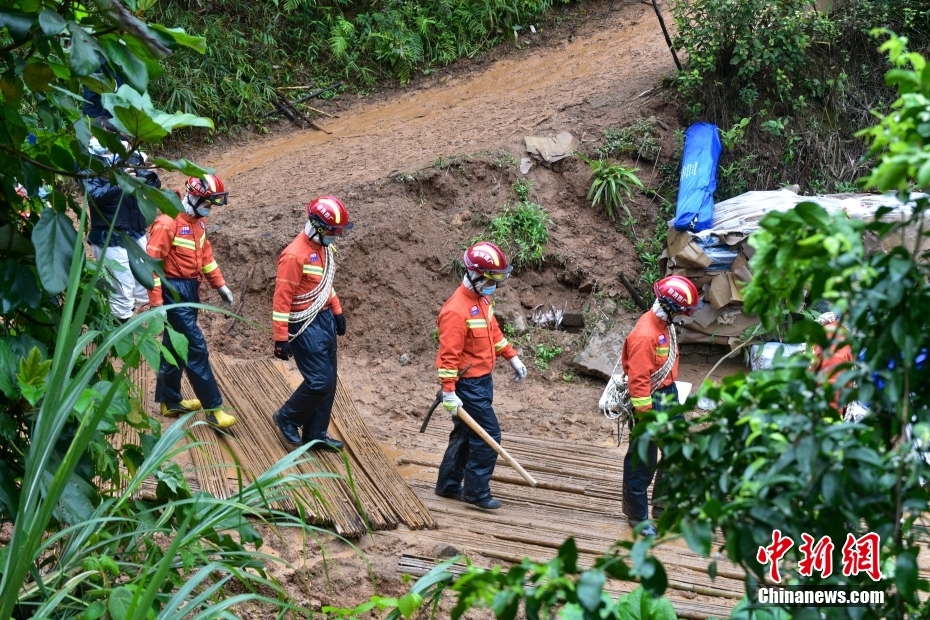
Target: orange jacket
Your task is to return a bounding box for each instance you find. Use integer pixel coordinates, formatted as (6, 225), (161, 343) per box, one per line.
(436, 285), (518, 391)
(812, 320), (854, 411)
(147, 213), (225, 306)
(272, 233), (342, 341)
(622, 310), (678, 412)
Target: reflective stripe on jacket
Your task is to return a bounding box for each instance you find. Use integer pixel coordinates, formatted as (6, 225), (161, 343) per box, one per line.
(621, 310), (678, 412)
(147, 213), (225, 306)
(272, 232), (341, 341)
(436, 284), (517, 392)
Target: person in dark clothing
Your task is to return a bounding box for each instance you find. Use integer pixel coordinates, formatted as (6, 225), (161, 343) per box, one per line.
(84, 138), (160, 321)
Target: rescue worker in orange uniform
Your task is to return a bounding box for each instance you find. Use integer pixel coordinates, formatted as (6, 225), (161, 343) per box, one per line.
(621, 275), (699, 536)
(434, 242), (527, 510)
(147, 174), (236, 429)
(811, 311), (855, 413)
(271, 196), (353, 451)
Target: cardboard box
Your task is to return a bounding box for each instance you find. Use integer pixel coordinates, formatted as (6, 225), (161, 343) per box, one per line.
(706, 273), (743, 309)
(667, 227), (712, 269)
(731, 250), (752, 284)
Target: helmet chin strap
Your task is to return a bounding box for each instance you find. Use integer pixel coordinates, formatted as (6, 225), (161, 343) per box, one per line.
(182, 194), (198, 217)
(463, 272), (491, 292)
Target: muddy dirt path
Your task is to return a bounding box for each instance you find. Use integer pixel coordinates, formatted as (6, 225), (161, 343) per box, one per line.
(196, 1), (677, 195)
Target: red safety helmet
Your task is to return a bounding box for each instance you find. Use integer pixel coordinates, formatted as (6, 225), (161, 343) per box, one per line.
(654, 275), (700, 316)
(463, 242), (513, 281)
(185, 174), (228, 206)
(306, 195), (353, 236)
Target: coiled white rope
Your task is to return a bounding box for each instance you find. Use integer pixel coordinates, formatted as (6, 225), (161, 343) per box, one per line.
(287, 245), (336, 342)
(599, 326), (678, 421)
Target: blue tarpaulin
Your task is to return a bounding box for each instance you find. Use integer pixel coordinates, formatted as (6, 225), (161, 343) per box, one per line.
(673, 122), (721, 232)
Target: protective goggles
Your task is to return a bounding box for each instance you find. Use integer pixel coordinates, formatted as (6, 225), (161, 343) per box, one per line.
(480, 270), (510, 282)
(203, 192), (228, 206)
(324, 221), (354, 237)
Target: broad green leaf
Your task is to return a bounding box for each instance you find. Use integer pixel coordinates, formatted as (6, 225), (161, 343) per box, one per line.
(137, 330), (162, 371)
(23, 63), (55, 92)
(153, 111), (214, 132)
(69, 24), (104, 76)
(558, 536), (579, 573)
(100, 36), (148, 93)
(58, 476), (95, 524)
(110, 105), (168, 142)
(108, 586), (134, 620)
(117, 230), (161, 289)
(165, 322), (189, 364)
(0, 223), (33, 254)
(397, 592), (423, 619)
(680, 518), (712, 556)
(151, 157), (214, 177)
(32, 208), (78, 295)
(0, 339), (16, 398)
(576, 569), (606, 612)
(0, 11), (34, 42)
(895, 548), (918, 602)
(136, 183), (182, 219)
(38, 9), (66, 35)
(83, 601), (106, 620)
(149, 24), (207, 53)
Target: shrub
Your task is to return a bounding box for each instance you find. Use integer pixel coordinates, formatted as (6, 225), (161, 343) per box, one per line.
(480, 200), (552, 270)
(578, 154), (645, 223)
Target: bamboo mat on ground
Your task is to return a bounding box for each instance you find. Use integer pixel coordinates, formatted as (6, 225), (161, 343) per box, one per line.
(390, 423), (745, 619)
(129, 355), (434, 537)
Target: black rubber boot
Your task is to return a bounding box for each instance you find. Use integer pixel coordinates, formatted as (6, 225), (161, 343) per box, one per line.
(306, 431), (343, 451)
(466, 496), (501, 510)
(435, 487), (464, 501)
(273, 410), (302, 448)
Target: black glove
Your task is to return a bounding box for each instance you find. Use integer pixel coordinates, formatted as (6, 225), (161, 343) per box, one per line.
(274, 340), (290, 361)
(334, 313), (347, 336)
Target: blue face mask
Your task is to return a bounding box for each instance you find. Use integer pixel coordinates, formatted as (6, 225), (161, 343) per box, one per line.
(321, 235), (337, 246)
(480, 283), (497, 296)
(195, 205), (211, 218)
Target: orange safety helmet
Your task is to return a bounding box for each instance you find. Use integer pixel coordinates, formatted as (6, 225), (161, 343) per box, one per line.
(185, 174), (227, 206)
(306, 195), (353, 237)
(654, 275), (700, 316)
(463, 242), (513, 281)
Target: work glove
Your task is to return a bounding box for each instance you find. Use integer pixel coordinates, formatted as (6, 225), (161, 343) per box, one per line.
(218, 285), (234, 308)
(334, 313), (347, 336)
(274, 340), (290, 361)
(442, 391), (463, 415)
(509, 356), (527, 382)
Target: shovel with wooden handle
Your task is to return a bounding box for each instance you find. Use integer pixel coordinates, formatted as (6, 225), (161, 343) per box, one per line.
(455, 406), (537, 488)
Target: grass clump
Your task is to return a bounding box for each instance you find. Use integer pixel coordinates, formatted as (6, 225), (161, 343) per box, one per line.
(578, 153), (645, 224)
(474, 180), (552, 270)
(596, 117), (662, 162)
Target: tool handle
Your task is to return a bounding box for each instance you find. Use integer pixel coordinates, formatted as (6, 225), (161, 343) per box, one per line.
(456, 407), (537, 487)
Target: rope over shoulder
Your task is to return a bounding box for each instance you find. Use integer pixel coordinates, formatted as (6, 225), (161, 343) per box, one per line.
(287, 245), (336, 342)
(598, 326), (677, 441)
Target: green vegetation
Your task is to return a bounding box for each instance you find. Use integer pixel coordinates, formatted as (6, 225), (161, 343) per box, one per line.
(474, 180), (552, 270)
(149, 0), (572, 130)
(578, 154), (645, 223)
(533, 343), (563, 369)
(0, 2), (345, 616)
(596, 117), (662, 162)
(670, 0), (930, 198)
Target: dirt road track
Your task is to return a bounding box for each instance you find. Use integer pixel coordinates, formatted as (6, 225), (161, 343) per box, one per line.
(196, 1), (676, 200)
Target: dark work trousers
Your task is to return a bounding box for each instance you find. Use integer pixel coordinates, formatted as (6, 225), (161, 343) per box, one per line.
(154, 278), (223, 409)
(622, 383), (682, 522)
(277, 309), (338, 443)
(435, 374), (500, 503)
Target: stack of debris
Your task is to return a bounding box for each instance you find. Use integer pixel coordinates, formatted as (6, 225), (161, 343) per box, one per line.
(661, 188), (926, 347)
(662, 223), (758, 347)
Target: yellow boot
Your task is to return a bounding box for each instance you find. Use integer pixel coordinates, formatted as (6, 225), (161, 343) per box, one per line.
(160, 399), (203, 418)
(206, 409), (237, 429)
